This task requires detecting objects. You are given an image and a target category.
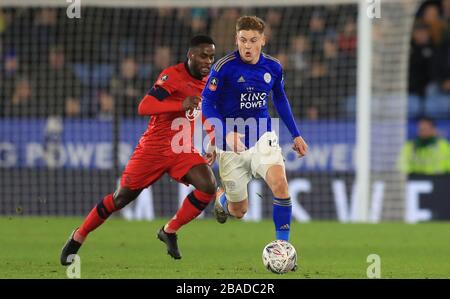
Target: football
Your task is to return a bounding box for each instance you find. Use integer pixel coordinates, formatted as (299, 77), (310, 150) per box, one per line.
(262, 240), (297, 274)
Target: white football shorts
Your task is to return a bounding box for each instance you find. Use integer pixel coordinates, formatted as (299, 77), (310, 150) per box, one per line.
(216, 131), (285, 202)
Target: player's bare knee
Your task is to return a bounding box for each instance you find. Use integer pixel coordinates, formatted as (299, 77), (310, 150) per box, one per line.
(271, 179), (289, 198)
(194, 182), (216, 196)
(187, 167), (217, 195)
(198, 176), (217, 195)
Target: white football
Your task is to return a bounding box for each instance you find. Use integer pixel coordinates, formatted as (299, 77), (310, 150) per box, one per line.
(262, 240), (297, 274)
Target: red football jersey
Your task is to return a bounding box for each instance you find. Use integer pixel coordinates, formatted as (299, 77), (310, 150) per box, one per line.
(139, 63), (207, 151)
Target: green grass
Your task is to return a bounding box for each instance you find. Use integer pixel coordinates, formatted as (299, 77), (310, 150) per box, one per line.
(1, 217), (450, 278)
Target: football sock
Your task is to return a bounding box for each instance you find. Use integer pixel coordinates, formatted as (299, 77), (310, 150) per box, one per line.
(273, 197), (292, 241)
(219, 192), (230, 215)
(74, 193), (117, 243)
(165, 189), (214, 233)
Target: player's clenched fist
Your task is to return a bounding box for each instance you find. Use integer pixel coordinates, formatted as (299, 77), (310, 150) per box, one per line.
(292, 136), (308, 157)
(182, 96), (201, 111)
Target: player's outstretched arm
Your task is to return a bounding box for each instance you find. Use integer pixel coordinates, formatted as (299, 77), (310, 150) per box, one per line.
(139, 69), (190, 116)
(138, 92), (182, 116)
(272, 68), (307, 158)
(138, 92), (201, 116)
(272, 81), (300, 138)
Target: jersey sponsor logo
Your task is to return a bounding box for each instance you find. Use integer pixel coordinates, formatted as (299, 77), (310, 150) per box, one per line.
(208, 77), (218, 91)
(240, 92), (268, 101)
(264, 72), (271, 83)
(237, 75), (246, 83)
(240, 92), (268, 109)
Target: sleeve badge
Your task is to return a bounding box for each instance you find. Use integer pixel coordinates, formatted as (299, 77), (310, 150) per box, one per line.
(208, 77), (218, 91)
(157, 74), (169, 85)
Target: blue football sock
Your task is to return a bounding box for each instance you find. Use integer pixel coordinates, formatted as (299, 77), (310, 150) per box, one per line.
(273, 197), (292, 241)
(219, 192), (230, 215)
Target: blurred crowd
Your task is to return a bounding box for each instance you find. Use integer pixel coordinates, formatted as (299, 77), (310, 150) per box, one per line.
(409, 0), (450, 119)
(0, 6), (358, 120)
(3, 4), (447, 174)
(400, 0), (450, 176)
(7, 2), (450, 121)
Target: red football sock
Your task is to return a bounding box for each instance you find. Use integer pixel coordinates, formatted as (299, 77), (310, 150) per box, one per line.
(74, 193), (117, 243)
(165, 189), (215, 233)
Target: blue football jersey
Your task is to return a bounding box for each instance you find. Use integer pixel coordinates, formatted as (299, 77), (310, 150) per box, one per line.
(202, 50), (300, 149)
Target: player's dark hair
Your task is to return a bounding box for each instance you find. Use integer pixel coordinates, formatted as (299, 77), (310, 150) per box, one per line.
(236, 16), (265, 34)
(189, 35), (215, 49)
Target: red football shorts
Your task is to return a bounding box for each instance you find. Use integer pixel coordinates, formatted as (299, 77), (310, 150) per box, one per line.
(120, 146), (207, 190)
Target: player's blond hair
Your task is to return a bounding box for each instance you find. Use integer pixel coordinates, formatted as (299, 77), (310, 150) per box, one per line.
(236, 16), (265, 34)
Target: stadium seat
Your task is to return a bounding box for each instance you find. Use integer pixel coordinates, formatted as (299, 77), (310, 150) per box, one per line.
(424, 93), (450, 119)
(72, 63), (115, 88)
(407, 94), (422, 119)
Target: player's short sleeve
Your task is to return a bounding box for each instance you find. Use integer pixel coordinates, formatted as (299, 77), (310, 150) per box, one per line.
(153, 67), (179, 94)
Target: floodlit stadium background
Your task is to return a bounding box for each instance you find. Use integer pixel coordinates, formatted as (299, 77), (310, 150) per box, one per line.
(2, 0), (450, 224)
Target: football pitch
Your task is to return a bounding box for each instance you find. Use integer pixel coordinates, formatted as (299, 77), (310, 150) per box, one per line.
(1, 217), (450, 279)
